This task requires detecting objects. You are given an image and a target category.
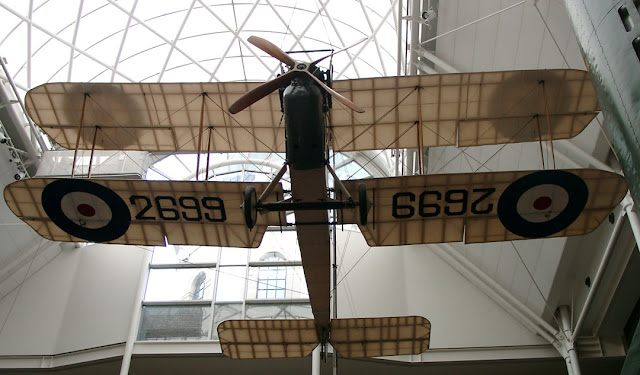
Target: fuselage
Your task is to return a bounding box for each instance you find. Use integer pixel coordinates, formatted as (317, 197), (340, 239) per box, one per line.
(283, 77), (326, 170)
(282, 76), (332, 340)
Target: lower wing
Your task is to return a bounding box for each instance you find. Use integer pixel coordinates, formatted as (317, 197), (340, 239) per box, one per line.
(4, 178), (285, 247)
(340, 169), (627, 245)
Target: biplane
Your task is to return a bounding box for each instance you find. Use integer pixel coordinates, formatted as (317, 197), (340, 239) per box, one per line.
(3, 36), (627, 360)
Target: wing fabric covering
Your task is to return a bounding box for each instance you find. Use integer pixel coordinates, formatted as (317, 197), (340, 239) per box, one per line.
(26, 70), (597, 153)
(217, 316), (431, 359)
(340, 169), (627, 245)
(4, 178), (284, 247)
(330, 316), (431, 358)
(25, 82), (285, 153)
(217, 319), (318, 359)
(331, 69), (598, 151)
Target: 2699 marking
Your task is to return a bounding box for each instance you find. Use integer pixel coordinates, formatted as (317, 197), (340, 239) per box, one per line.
(129, 195), (227, 222)
(392, 188), (495, 219)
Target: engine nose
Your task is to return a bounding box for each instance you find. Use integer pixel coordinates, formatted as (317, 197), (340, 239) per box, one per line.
(283, 81), (326, 170)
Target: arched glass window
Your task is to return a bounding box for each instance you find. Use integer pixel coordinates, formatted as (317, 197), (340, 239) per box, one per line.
(191, 271), (207, 301)
(257, 252), (287, 299)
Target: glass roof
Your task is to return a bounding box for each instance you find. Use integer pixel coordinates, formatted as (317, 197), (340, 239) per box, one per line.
(0, 1), (401, 180)
(1, 0), (401, 93)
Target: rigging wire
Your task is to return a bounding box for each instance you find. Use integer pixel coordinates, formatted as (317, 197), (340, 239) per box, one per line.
(509, 241), (564, 331)
(0, 238), (49, 337)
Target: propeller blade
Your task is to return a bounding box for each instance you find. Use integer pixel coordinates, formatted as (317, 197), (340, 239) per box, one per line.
(248, 36), (297, 68)
(311, 37), (368, 67)
(229, 70), (301, 114)
(304, 71), (365, 113)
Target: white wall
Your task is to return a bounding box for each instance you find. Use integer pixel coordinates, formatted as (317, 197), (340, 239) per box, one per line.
(0, 243), (146, 355)
(0, 228), (554, 360)
(335, 229), (550, 353)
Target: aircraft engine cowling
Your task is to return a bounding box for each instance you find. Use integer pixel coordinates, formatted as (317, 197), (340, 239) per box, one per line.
(283, 80), (326, 170)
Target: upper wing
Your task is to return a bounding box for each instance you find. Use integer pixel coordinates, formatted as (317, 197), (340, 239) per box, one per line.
(331, 69), (599, 151)
(4, 178), (285, 247)
(341, 169), (626, 245)
(25, 82), (284, 153)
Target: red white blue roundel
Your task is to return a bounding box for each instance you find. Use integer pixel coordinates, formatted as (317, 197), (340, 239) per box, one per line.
(498, 170), (588, 238)
(42, 179), (130, 242)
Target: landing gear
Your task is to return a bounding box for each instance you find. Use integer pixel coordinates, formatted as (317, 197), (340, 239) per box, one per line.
(243, 186), (257, 230)
(358, 183), (369, 226)
(240, 163), (371, 229)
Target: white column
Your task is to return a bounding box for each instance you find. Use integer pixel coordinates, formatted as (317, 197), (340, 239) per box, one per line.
(559, 305), (581, 375)
(312, 345), (321, 375)
(119, 248), (152, 375)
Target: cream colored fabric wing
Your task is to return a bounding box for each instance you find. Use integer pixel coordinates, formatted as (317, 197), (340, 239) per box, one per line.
(331, 69), (598, 151)
(218, 319), (318, 359)
(25, 82), (285, 153)
(341, 169), (626, 245)
(4, 178), (284, 247)
(330, 316), (431, 358)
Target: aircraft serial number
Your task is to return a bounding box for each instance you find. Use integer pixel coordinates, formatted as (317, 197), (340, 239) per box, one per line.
(392, 188), (496, 219)
(129, 195), (227, 222)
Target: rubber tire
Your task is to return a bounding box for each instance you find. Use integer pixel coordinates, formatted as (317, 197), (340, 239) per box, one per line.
(358, 183), (368, 226)
(243, 186), (258, 230)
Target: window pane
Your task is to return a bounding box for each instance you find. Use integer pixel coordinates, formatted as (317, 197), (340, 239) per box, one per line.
(151, 245), (218, 265)
(215, 266), (246, 302)
(137, 305), (211, 341)
(145, 268), (215, 301)
(250, 232), (301, 262)
(247, 265), (308, 300)
(219, 248), (248, 265)
(212, 303), (243, 340)
(245, 303), (313, 320)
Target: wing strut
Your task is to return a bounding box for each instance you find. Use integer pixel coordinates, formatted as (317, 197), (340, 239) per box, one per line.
(71, 93), (88, 177)
(416, 87), (425, 174)
(258, 163), (289, 202)
(540, 80), (556, 168)
(87, 126), (99, 178)
(195, 93), (207, 181)
(326, 163), (352, 200)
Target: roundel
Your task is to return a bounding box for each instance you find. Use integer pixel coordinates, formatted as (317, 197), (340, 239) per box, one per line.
(498, 170), (588, 238)
(41, 179), (131, 242)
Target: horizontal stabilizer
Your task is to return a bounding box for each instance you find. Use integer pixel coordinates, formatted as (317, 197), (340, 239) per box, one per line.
(4, 178), (284, 247)
(217, 319), (318, 359)
(330, 316), (431, 358)
(341, 169), (627, 245)
(217, 316), (430, 359)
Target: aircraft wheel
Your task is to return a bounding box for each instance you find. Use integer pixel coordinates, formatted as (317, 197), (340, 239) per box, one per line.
(358, 183), (368, 226)
(243, 186), (258, 230)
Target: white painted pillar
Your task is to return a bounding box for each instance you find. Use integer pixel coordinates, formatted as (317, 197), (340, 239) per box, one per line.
(559, 305), (581, 375)
(312, 345), (321, 375)
(572, 206), (628, 341)
(119, 248), (152, 375)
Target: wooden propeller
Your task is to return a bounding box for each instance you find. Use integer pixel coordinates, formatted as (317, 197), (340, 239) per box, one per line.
(248, 36), (296, 69)
(229, 36), (365, 114)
